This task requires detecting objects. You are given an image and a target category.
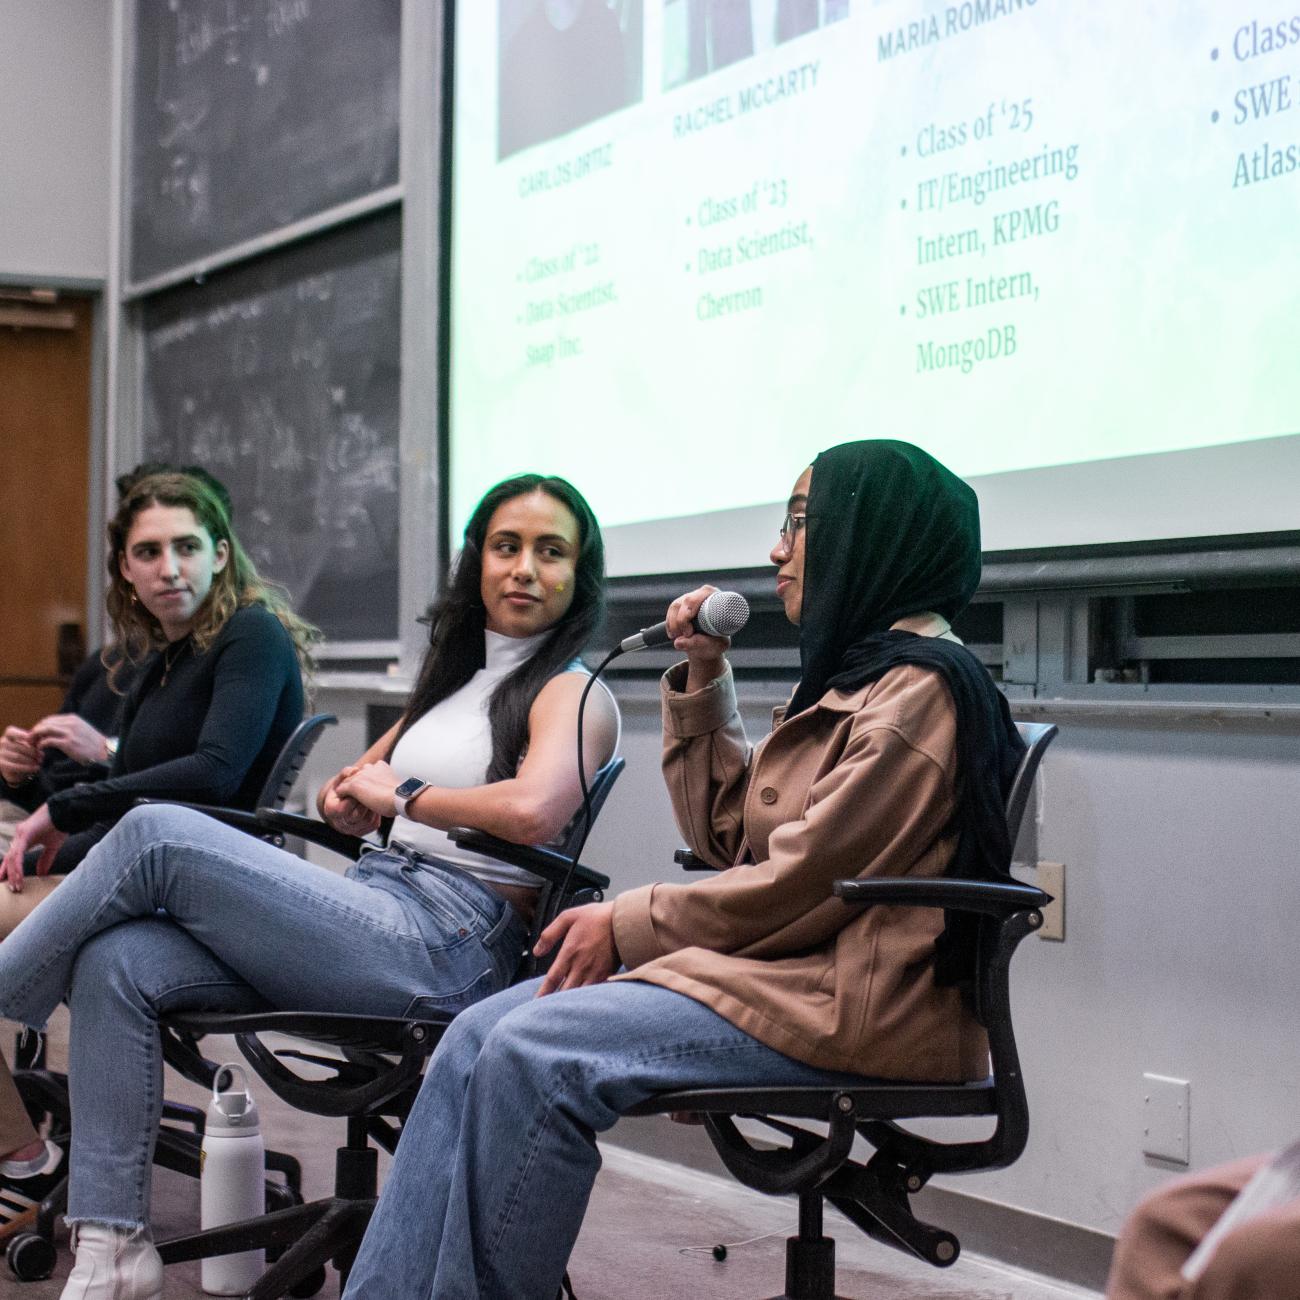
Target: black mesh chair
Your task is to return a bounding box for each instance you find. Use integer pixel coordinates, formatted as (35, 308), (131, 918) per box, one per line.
(150, 756), (624, 1299)
(624, 722), (1057, 1300)
(5, 713), (338, 1285)
(140, 710), (342, 850)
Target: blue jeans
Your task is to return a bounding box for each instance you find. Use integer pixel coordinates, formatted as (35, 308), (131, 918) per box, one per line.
(342, 977), (872, 1300)
(0, 804), (528, 1228)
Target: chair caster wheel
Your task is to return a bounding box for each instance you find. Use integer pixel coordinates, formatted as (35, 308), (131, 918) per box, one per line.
(6, 1231), (57, 1281)
(289, 1264), (327, 1297)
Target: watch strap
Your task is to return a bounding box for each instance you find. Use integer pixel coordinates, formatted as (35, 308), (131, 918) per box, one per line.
(393, 779), (429, 820)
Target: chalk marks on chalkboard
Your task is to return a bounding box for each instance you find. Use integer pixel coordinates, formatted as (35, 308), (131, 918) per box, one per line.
(131, 0), (400, 282)
(141, 214), (401, 644)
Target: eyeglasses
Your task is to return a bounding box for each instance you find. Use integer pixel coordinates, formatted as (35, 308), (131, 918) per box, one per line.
(777, 513), (807, 548)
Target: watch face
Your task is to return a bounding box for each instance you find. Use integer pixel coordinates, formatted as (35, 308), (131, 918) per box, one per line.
(395, 777), (426, 798)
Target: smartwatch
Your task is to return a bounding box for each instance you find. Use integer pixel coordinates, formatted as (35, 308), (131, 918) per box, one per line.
(392, 777), (430, 820)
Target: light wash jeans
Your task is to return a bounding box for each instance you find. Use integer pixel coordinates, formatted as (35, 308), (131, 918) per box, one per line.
(0, 804), (528, 1229)
(341, 977), (872, 1300)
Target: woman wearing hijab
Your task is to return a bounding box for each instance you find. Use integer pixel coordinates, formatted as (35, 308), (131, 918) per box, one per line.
(341, 440), (1025, 1300)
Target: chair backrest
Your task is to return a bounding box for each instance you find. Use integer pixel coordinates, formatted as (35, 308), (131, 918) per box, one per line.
(513, 756), (625, 982)
(256, 712), (338, 811)
(948, 719), (1056, 1168)
(1004, 721), (1057, 843)
(968, 720), (1056, 1029)
(554, 756), (625, 859)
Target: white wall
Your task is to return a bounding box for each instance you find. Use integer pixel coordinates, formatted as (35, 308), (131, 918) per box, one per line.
(0, 0), (112, 282)
(980, 714), (1300, 1233)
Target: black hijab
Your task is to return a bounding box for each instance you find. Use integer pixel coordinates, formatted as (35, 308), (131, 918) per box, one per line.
(788, 440), (1025, 987)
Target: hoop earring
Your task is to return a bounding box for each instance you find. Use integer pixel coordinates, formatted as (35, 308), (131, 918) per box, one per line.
(130, 587), (139, 604)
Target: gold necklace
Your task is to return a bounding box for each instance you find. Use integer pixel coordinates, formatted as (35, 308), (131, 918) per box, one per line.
(160, 639), (189, 687)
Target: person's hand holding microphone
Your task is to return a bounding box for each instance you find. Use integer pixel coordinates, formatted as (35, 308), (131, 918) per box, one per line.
(665, 584), (733, 691)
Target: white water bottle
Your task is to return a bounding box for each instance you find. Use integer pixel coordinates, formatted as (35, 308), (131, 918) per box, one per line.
(200, 1063), (266, 1295)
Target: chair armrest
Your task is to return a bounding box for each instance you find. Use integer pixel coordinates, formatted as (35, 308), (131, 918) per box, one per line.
(833, 878), (1051, 916)
(448, 828), (610, 892)
(133, 798), (266, 837)
(673, 849), (719, 871)
(254, 808), (369, 861)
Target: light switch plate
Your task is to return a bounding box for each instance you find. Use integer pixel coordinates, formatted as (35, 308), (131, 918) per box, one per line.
(1142, 1074), (1190, 1164)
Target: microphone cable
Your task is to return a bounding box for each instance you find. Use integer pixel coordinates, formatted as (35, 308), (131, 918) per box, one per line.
(550, 590), (747, 925)
(551, 644), (623, 917)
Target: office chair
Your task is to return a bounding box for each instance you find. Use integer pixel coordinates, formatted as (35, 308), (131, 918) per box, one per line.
(149, 756), (624, 1299)
(5, 713), (338, 1284)
(624, 722), (1057, 1300)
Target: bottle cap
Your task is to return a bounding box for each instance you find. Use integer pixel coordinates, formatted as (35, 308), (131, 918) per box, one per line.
(207, 1062), (260, 1131)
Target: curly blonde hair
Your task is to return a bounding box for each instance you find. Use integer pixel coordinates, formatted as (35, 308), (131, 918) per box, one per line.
(106, 471), (319, 690)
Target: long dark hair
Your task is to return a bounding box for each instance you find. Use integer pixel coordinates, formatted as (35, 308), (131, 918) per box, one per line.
(106, 471), (320, 691)
(393, 474), (605, 782)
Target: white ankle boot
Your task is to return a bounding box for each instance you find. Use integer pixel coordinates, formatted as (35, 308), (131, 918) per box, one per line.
(60, 1225), (163, 1300)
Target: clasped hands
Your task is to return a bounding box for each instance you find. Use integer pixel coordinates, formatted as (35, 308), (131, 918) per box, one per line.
(1, 715), (111, 787)
(319, 760), (394, 836)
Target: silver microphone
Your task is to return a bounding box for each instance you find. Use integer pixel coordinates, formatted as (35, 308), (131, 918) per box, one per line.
(619, 590), (750, 654)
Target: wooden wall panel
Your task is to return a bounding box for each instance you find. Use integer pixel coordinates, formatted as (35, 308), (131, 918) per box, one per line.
(0, 295), (94, 703)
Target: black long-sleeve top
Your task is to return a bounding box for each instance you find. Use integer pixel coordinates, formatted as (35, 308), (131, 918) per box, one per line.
(4, 650), (132, 815)
(45, 605), (303, 869)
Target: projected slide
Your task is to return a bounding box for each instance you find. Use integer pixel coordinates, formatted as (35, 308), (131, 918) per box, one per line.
(498, 0), (644, 157)
(452, 2), (1300, 572)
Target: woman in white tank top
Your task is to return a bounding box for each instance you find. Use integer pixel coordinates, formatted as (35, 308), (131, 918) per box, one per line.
(0, 474), (620, 1297)
(321, 474), (621, 916)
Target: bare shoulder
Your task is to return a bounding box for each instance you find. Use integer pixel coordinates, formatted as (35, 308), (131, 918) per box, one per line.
(530, 670), (620, 766)
(531, 670), (619, 726)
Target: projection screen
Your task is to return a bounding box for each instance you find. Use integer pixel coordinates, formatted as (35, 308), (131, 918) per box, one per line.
(450, 1), (1300, 575)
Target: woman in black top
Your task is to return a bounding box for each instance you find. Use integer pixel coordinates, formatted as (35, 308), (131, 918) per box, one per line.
(1, 471), (314, 894)
(0, 463), (226, 826)
(0, 471), (315, 1233)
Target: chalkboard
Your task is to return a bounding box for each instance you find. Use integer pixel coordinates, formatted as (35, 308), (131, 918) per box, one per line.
(141, 213), (401, 644)
(130, 0), (400, 284)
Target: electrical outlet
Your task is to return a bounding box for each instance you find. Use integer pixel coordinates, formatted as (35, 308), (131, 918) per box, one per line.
(1142, 1075), (1190, 1164)
(1035, 861), (1065, 940)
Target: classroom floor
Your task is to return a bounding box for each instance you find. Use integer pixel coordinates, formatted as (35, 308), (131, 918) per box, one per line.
(5, 1020), (1099, 1300)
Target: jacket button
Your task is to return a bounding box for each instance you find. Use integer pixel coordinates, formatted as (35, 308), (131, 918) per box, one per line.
(760, 786), (778, 805)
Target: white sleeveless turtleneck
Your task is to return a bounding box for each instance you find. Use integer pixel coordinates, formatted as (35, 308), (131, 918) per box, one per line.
(387, 629), (609, 888)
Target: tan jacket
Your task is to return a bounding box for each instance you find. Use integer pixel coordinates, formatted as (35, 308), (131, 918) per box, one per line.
(611, 639), (988, 1082)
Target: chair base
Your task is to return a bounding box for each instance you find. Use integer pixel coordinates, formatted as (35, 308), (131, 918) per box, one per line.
(764, 1232), (852, 1300)
(158, 1195), (371, 1299)
(157, 1142), (377, 1298)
